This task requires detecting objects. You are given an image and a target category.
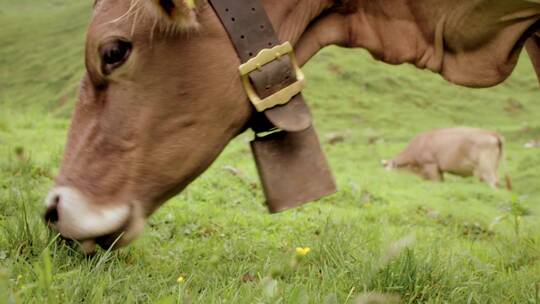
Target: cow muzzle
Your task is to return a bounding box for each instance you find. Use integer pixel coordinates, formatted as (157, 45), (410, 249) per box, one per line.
(44, 187), (145, 254)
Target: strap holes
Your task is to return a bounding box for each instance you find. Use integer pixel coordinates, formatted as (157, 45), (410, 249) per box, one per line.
(260, 25), (265, 30)
(231, 17), (236, 22)
(268, 42), (272, 46)
(241, 35), (245, 39)
(225, 8), (229, 12)
(251, 7), (256, 11)
(249, 52), (253, 57)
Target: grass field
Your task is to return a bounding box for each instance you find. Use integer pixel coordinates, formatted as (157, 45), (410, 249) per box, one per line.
(1, 1), (540, 303)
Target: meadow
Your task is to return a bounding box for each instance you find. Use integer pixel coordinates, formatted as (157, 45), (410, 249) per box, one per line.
(1, 1), (540, 303)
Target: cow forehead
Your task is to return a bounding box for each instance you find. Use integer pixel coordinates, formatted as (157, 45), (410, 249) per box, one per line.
(92, 0), (199, 38)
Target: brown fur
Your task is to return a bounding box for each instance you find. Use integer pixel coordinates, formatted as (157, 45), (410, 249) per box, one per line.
(526, 32), (540, 84)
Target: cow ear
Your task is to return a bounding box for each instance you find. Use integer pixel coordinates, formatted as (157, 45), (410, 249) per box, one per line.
(148, 0), (199, 30)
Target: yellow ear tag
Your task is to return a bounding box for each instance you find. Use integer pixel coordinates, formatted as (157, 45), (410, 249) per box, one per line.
(185, 0), (196, 9)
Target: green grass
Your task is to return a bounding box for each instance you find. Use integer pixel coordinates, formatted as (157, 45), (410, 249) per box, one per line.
(1, 1), (540, 303)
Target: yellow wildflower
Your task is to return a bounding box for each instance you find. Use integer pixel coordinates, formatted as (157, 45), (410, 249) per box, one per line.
(363, 203), (373, 209)
(177, 276), (185, 284)
(296, 247), (311, 256)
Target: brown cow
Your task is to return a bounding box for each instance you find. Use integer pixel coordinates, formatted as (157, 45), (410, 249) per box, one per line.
(44, 0), (539, 252)
(383, 128), (509, 189)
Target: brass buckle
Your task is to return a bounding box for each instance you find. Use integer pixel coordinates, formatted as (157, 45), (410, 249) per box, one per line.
(238, 42), (306, 112)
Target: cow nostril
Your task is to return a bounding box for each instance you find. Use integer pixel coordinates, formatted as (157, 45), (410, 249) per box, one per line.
(44, 195), (60, 224)
(44, 206), (59, 223)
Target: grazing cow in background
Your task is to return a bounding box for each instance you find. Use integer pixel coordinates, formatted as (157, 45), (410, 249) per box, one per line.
(525, 139), (540, 148)
(44, 0), (538, 252)
(383, 128), (511, 189)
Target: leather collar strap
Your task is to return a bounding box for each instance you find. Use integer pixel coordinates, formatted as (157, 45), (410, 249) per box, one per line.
(209, 0), (337, 212)
(208, 0), (311, 132)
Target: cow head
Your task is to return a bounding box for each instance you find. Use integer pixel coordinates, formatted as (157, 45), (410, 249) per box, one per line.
(44, 0), (253, 253)
(381, 159), (395, 171)
(382, 159), (422, 175)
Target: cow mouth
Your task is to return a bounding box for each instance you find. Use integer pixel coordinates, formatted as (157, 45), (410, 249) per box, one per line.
(50, 215), (132, 254)
(94, 226), (127, 250)
(94, 209), (133, 250)
(74, 205), (134, 254)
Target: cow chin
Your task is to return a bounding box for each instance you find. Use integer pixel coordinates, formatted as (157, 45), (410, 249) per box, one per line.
(44, 187), (146, 254)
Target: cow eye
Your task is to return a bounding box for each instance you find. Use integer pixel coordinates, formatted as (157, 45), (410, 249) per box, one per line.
(100, 39), (132, 75)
